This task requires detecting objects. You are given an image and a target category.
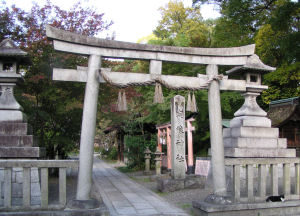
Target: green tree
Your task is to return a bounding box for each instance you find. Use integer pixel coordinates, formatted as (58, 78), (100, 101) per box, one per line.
(194, 0), (300, 103)
(0, 1), (113, 158)
(154, 1), (211, 47)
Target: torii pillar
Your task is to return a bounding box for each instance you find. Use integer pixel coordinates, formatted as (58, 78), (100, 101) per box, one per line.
(186, 118), (195, 174)
(207, 64), (226, 196)
(76, 55), (101, 201)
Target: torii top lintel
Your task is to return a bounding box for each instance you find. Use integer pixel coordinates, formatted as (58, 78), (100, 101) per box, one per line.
(46, 25), (255, 66)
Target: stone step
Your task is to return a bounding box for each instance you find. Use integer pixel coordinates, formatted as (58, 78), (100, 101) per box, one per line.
(224, 137), (287, 149)
(224, 147), (296, 158)
(0, 135), (35, 147)
(230, 116), (271, 128)
(0, 147), (45, 158)
(223, 127), (279, 138)
(0, 122), (31, 135)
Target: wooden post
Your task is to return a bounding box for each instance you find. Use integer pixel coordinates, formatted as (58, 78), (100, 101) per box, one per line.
(167, 126), (172, 170)
(187, 118), (195, 174)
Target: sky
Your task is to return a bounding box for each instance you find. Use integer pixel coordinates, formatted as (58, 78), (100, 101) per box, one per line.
(3, 0), (220, 43)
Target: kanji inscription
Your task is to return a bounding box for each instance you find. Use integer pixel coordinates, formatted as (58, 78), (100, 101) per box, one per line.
(171, 95), (186, 179)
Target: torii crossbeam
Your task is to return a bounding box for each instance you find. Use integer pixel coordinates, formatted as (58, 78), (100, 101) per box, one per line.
(46, 25), (269, 205)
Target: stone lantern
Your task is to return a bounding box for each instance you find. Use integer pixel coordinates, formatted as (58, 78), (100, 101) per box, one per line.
(226, 54), (275, 128)
(0, 39), (30, 122)
(144, 147), (152, 175)
(0, 38), (45, 158)
(154, 147), (164, 176)
(0, 39), (45, 205)
(223, 54), (295, 158)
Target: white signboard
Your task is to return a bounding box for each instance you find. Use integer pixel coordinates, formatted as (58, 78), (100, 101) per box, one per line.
(195, 158), (210, 176)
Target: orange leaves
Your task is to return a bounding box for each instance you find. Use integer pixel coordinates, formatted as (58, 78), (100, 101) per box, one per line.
(28, 75), (45, 83)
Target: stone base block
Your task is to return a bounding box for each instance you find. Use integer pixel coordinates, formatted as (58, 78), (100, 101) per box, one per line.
(0, 204), (109, 216)
(0, 147), (45, 158)
(184, 175), (205, 189)
(224, 147), (296, 158)
(0, 110), (26, 122)
(143, 170), (152, 175)
(223, 127), (279, 138)
(157, 175), (205, 192)
(192, 200), (300, 216)
(224, 137), (287, 148)
(67, 199), (101, 209)
(0, 122), (30, 135)
(187, 165), (194, 175)
(230, 116), (271, 128)
(0, 135), (35, 147)
(157, 179), (184, 192)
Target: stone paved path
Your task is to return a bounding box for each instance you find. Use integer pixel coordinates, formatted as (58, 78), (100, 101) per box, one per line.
(92, 157), (189, 216)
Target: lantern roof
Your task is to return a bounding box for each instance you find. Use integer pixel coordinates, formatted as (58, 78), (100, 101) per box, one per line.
(226, 54), (276, 75)
(0, 39), (27, 56)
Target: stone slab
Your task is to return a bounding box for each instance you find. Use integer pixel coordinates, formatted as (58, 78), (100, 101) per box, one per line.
(157, 176), (205, 192)
(192, 200), (300, 216)
(224, 147), (296, 158)
(223, 137), (285, 148)
(0, 123), (29, 135)
(223, 127), (279, 138)
(0, 135), (34, 147)
(0, 110), (26, 122)
(230, 116), (271, 128)
(0, 147), (45, 158)
(278, 138), (288, 148)
(157, 178), (185, 192)
(184, 175), (206, 189)
(0, 205), (109, 216)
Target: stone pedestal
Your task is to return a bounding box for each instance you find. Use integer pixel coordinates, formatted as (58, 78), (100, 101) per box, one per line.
(0, 122), (45, 158)
(0, 122), (45, 205)
(224, 92), (296, 158)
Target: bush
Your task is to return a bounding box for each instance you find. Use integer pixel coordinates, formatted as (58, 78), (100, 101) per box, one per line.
(124, 135), (156, 169)
(107, 146), (118, 160)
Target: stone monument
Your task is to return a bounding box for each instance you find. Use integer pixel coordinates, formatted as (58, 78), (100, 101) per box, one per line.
(171, 95), (186, 179)
(0, 39), (44, 205)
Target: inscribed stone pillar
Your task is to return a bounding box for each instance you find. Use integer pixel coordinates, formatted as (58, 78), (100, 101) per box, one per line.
(76, 55), (101, 201)
(207, 64), (226, 196)
(171, 95), (185, 179)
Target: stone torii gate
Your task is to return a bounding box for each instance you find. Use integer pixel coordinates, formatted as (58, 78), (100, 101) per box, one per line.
(45, 25), (269, 205)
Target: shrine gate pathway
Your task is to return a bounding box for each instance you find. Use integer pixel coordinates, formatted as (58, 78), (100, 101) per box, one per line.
(92, 156), (189, 216)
